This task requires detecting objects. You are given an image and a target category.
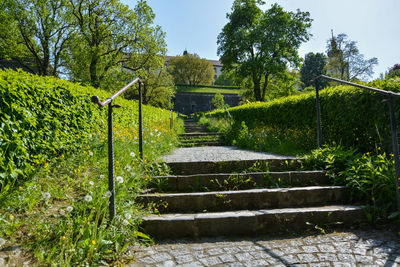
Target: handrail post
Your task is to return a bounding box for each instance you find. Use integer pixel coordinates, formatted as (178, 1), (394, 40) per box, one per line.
(315, 79), (323, 148)
(387, 94), (400, 211)
(138, 82), (144, 160)
(107, 100), (116, 221)
(170, 110), (173, 130)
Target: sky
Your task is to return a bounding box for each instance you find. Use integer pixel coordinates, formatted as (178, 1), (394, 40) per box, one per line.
(122, 0), (400, 80)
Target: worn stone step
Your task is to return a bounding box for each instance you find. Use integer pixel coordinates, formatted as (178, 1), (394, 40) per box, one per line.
(179, 141), (223, 147)
(167, 159), (299, 175)
(149, 171), (329, 192)
(179, 137), (221, 142)
(179, 132), (220, 137)
(138, 186), (350, 213)
(141, 205), (364, 238)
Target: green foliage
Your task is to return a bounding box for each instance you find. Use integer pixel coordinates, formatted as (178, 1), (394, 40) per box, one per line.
(214, 70), (236, 86)
(176, 84), (241, 94)
(67, 0), (166, 90)
(167, 52), (215, 85)
(387, 64), (400, 79)
(217, 0), (312, 101)
(303, 145), (396, 221)
(0, 69), (174, 191)
(210, 79), (400, 153)
(211, 93), (228, 110)
(0, 69), (180, 265)
(300, 52), (328, 88)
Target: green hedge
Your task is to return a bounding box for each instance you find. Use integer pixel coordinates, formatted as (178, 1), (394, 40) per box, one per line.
(0, 69), (172, 190)
(210, 79), (400, 152)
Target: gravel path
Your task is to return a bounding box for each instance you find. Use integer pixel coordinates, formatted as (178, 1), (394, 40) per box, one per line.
(161, 146), (294, 163)
(126, 227), (400, 266)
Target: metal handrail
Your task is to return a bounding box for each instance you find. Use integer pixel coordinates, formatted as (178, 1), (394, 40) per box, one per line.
(312, 75), (400, 212)
(91, 77), (143, 107)
(91, 78), (144, 222)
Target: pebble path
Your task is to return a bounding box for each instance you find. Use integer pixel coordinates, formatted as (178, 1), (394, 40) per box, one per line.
(127, 227), (400, 266)
(161, 146), (293, 163)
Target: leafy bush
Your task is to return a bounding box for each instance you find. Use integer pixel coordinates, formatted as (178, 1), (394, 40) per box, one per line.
(0, 69), (174, 191)
(0, 69), (181, 265)
(303, 145), (397, 221)
(209, 79), (400, 153)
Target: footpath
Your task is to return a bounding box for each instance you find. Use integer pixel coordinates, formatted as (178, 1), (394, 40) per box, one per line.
(127, 118), (400, 266)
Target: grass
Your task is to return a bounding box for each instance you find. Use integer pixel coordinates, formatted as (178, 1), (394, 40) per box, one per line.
(176, 84), (243, 95)
(0, 114), (184, 265)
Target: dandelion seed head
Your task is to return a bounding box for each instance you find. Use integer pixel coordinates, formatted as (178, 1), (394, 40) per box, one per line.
(84, 195), (92, 202)
(116, 176), (124, 184)
(130, 152), (135, 157)
(104, 191), (112, 198)
(89, 181), (94, 186)
(125, 213), (132, 220)
(100, 175), (105, 179)
(122, 219), (129, 226)
(43, 192), (51, 200)
(66, 206), (73, 212)
(89, 151), (93, 156)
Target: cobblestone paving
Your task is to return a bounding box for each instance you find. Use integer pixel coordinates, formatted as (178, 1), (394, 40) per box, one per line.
(161, 146), (293, 163)
(127, 228), (400, 266)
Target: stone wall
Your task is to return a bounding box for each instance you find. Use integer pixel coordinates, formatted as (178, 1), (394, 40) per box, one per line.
(173, 92), (241, 115)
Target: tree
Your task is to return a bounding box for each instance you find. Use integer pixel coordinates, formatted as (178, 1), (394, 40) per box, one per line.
(300, 52), (328, 88)
(326, 32), (378, 81)
(239, 69), (299, 101)
(66, 0), (166, 89)
(214, 70), (236, 86)
(217, 0), (312, 101)
(1, 0), (73, 76)
(167, 52), (215, 85)
(387, 64), (400, 79)
(212, 92), (227, 110)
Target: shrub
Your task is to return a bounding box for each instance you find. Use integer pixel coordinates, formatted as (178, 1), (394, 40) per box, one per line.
(209, 79), (400, 153)
(0, 69), (174, 191)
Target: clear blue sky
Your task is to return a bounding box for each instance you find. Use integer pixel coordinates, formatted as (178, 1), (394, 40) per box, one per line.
(123, 0), (400, 79)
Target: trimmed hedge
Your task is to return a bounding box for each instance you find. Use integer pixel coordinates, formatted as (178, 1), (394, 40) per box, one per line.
(210, 79), (400, 152)
(0, 69), (172, 190)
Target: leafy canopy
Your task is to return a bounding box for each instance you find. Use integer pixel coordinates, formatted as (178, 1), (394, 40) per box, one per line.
(217, 0), (312, 101)
(300, 52), (328, 88)
(167, 52), (215, 86)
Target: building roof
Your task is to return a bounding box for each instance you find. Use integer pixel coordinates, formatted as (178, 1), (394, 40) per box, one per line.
(0, 59), (38, 74)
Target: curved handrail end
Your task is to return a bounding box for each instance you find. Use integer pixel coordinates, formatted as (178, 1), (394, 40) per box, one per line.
(91, 95), (103, 107)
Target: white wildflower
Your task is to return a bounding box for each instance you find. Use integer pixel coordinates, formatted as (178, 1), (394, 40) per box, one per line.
(89, 181), (94, 186)
(124, 165), (131, 171)
(89, 151), (93, 156)
(66, 206), (73, 212)
(122, 219), (129, 226)
(100, 175), (105, 179)
(43, 192), (51, 200)
(130, 152), (135, 157)
(125, 213), (132, 220)
(104, 191), (112, 198)
(84, 195), (92, 202)
(88, 134), (92, 139)
(116, 176), (124, 184)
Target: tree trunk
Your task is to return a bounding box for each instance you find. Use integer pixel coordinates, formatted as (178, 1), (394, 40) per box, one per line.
(90, 55), (99, 88)
(253, 75), (262, 101)
(261, 74), (270, 101)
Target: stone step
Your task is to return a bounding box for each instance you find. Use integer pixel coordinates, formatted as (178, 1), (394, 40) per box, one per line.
(179, 137), (221, 142)
(149, 171), (329, 192)
(138, 186), (350, 213)
(141, 205), (364, 238)
(179, 132), (220, 137)
(167, 159), (299, 175)
(179, 141), (223, 147)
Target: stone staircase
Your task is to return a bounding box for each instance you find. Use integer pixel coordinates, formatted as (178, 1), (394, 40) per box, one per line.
(138, 120), (364, 239)
(178, 118), (223, 147)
